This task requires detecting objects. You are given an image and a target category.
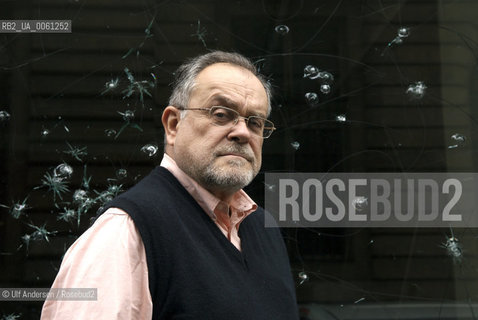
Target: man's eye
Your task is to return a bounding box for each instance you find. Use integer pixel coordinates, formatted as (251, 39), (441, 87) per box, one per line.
(248, 117), (264, 129)
(211, 107), (234, 121)
(213, 111), (227, 118)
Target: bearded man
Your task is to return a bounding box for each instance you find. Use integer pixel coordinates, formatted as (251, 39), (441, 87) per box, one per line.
(41, 51), (299, 320)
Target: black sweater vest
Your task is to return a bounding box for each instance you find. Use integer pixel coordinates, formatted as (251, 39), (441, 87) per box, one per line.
(104, 167), (299, 320)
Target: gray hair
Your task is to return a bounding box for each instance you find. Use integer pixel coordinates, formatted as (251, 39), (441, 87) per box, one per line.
(168, 51), (272, 115)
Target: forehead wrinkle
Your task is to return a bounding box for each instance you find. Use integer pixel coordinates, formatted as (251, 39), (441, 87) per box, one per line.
(207, 94), (267, 118)
(192, 70), (268, 116)
(209, 95), (239, 109)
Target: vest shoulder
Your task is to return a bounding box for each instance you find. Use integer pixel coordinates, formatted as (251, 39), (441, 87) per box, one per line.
(118, 167), (182, 199)
(101, 167), (191, 217)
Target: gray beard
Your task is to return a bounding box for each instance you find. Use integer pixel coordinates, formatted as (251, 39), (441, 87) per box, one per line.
(175, 143), (259, 194)
(201, 157), (255, 192)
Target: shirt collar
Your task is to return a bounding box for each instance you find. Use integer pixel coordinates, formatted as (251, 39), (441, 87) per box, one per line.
(160, 153), (257, 222)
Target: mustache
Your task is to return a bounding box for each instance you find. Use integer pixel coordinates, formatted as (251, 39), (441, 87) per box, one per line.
(215, 145), (255, 162)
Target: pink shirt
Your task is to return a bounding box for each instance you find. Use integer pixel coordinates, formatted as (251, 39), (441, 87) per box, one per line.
(41, 154), (257, 319)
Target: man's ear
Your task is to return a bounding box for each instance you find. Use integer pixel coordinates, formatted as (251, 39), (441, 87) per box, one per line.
(162, 106), (181, 147)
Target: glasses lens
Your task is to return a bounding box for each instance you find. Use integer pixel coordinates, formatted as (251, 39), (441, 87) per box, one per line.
(247, 116), (265, 135)
(262, 120), (275, 138)
(209, 106), (236, 125)
(208, 106), (275, 138)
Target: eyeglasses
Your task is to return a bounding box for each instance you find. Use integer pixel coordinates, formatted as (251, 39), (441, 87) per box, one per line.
(177, 106), (276, 138)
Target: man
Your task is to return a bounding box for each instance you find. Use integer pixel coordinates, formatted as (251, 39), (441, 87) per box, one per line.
(41, 51), (299, 319)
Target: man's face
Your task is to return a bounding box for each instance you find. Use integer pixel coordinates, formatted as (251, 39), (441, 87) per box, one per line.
(171, 63), (269, 198)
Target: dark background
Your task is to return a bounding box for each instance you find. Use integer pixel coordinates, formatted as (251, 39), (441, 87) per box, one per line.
(1, 0), (478, 319)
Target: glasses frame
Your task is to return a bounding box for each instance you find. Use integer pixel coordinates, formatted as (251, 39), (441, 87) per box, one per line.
(176, 106), (276, 139)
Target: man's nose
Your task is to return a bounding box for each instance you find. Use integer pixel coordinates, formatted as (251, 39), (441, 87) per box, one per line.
(227, 118), (252, 142)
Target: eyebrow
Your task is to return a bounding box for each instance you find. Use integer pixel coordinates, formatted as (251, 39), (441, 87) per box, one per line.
(209, 95), (236, 107)
(209, 95), (267, 118)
